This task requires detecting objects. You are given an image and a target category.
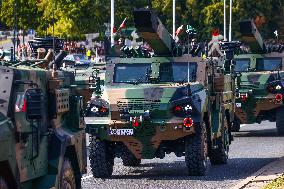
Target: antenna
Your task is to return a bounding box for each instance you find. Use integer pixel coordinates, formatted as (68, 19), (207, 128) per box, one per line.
(111, 0), (114, 46)
(229, 0), (233, 41)
(223, 0), (227, 41)
(13, 0), (17, 61)
(52, 0), (55, 60)
(173, 0), (176, 38)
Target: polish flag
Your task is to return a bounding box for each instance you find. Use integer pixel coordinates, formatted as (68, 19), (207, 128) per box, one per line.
(175, 25), (184, 36)
(118, 18), (127, 30)
(212, 29), (219, 36)
(112, 27), (117, 33)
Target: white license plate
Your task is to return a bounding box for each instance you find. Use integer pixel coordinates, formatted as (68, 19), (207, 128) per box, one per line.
(108, 129), (134, 136)
(236, 103), (242, 108)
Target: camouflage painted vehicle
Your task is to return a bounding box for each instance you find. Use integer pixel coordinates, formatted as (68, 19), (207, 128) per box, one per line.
(84, 9), (236, 178)
(233, 20), (284, 134)
(0, 53), (87, 189)
(61, 64), (106, 107)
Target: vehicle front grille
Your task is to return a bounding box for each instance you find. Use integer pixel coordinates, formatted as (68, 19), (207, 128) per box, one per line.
(117, 99), (161, 111)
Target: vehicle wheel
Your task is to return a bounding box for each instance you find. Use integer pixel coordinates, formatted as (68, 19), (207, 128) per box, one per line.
(210, 116), (229, 165)
(121, 150), (141, 167)
(89, 137), (114, 178)
(59, 159), (76, 189)
(231, 117), (240, 132)
(185, 122), (208, 176)
(276, 107), (284, 136)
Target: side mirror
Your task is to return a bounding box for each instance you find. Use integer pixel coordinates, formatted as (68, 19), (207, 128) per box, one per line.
(25, 88), (44, 121)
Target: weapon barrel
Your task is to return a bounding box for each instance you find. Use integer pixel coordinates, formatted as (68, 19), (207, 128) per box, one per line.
(133, 9), (175, 56)
(48, 50), (67, 69)
(239, 20), (264, 53)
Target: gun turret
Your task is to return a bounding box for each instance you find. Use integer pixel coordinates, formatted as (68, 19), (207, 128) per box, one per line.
(133, 9), (176, 56)
(239, 20), (265, 53)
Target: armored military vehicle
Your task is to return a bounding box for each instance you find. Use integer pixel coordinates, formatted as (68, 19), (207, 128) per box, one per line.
(0, 52), (87, 188)
(85, 9), (237, 178)
(233, 20), (284, 134)
(61, 63), (106, 108)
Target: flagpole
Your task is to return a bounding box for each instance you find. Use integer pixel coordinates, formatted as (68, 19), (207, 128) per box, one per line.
(52, 0), (55, 58)
(173, 0), (176, 38)
(224, 0), (227, 41)
(13, 0), (17, 61)
(229, 0), (232, 41)
(111, 0), (114, 46)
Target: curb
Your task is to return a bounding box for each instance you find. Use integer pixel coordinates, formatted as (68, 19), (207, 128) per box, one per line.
(231, 156), (284, 189)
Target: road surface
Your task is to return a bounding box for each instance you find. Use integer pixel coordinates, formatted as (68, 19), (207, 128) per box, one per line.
(82, 122), (284, 189)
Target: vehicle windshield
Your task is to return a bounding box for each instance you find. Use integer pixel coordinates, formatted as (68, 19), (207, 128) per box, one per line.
(256, 58), (282, 71)
(159, 62), (197, 82)
(114, 63), (151, 83)
(235, 59), (250, 72)
(74, 54), (86, 61)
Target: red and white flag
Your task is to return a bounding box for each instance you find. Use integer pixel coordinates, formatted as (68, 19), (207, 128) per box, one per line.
(112, 27), (117, 33)
(175, 25), (184, 36)
(118, 18), (127, 30)
(212, 29), (219, 36)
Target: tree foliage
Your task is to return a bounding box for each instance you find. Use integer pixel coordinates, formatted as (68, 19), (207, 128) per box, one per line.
(0, 0), (284, 40)
(0, 0), (41, 31)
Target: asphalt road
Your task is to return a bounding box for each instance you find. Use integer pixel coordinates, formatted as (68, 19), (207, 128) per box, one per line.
(82, 122), (284, 189)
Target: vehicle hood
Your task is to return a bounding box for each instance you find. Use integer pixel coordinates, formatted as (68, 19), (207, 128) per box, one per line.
(239, 71), (284, 88)
(102, 83), (208, 119)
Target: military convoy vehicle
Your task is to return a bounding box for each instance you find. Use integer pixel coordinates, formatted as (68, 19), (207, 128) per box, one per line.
(0, 52), (87, 188)
(84, 9), (238, 178)
(233, 20), (284, 134)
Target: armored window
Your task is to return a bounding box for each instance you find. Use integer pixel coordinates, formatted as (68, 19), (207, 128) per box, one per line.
(256, 58), (282, 71)
(159, 62), (197, 82)
(113, 63), (151, 83)
(235, 59), (250, 72)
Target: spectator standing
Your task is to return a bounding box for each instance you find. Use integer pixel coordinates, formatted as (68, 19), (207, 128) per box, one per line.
(86, 48), (91, 60)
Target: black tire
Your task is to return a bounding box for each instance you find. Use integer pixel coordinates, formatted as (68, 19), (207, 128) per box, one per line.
(121, 151), (141, 167)
(0, 177), (8, 189)
(59, 159), (76, 189)
(231, 118), (240, 132)
(209, 116), (229, 165)
(276, 107), (284, 136)
(89, 137), (114, 178)
(209, 142), (228, 165)
(185, 122), (208, 176)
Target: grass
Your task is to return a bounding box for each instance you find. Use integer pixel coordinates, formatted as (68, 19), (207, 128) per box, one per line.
(263, 175), (284, 189)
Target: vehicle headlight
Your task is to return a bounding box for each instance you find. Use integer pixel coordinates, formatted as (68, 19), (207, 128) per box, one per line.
(91, 106), (99, 113)
(86, 104), (109, 117)
(172, 103), (194, 117)
(276, 85), (282, 90)
(184, 105), (193, 111)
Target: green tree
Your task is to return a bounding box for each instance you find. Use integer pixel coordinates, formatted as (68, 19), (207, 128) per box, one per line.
(0, 0), (41, 31)
(1, 0), (284, 40)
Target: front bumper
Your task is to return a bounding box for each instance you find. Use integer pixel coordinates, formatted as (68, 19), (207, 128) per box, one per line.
(84, 116), (200, 138)
(235, 96), (283, 124)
